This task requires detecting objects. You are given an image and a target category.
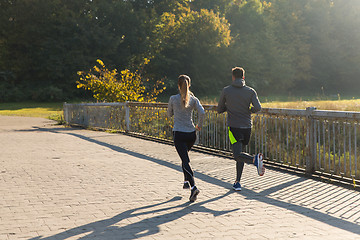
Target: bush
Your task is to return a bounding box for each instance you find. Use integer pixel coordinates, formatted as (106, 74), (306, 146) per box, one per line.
(0, 84), (24, 102)
(77, 59), (165, 102)
(31, 86), (64, 102)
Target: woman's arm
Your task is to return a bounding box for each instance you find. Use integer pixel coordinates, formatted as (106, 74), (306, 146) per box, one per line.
(167, 96), (174, 117)
(195, 97), (205, 130)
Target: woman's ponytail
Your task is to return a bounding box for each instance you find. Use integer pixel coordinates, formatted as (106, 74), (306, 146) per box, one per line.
(178, 75), (191, 108)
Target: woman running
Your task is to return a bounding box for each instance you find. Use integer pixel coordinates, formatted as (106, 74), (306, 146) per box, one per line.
(168, 75), (205, 202)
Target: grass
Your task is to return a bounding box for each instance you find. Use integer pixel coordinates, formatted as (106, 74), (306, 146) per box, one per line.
(261, 99), (360, 111)
(201, 95), (360, 111)
(1, 97), (360, 124)
(0, 102), (64, 123)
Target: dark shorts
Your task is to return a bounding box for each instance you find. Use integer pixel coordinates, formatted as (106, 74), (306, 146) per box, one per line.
(229, 127), (251, 146)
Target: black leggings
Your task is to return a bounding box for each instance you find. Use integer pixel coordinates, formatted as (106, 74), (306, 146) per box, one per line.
(173, 131), (196, 187)
(229, 127), (254, 182)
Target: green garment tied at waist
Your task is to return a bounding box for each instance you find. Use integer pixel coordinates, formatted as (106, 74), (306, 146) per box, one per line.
(228, 127), (237, 144)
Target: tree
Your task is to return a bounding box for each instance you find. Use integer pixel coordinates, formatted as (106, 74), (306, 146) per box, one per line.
(224, 0), (313, 94)
(149, 5), (232, 95)
(0, 0), (152, 101)
(333, 0), (360, 94)
(77, 59), (165, 102)
(190, 0), (232, 15)
(267, 0), (312, 93)
(2, 0), (360, 101)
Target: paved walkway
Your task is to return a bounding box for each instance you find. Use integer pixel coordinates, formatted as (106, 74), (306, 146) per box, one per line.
(1, 116), (360, 240)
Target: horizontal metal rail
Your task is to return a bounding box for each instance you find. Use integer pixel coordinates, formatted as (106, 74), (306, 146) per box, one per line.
(64, 102), (360, 185)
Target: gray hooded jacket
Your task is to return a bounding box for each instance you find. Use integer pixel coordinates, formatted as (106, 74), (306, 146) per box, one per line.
(217, 78), (261, 128)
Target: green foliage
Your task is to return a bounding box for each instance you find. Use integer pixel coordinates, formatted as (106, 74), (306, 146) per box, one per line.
(150, 5), (232, 95)
(305, 0), (360, 94)
(0, 0), (150, 102)
(77, 59), (166, 102)
(225, 0), (312, 93)
(48, 113), (65, 125)
(1, 0), (360, 101)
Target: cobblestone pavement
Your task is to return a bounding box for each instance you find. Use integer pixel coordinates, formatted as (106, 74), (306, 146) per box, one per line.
(1, 116), (360, 240)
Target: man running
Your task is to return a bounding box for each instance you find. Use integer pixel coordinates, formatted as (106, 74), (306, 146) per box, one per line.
(217, 67), (265, 191)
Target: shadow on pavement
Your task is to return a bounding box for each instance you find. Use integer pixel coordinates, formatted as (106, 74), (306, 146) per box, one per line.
(30, 192), (237, 240)
(24, 126), (360, 239)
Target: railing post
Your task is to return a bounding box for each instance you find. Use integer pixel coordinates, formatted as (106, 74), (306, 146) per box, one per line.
(306, 107), (316, 174)
(125, 101), (130, 132)
(63, 102), (69, 124)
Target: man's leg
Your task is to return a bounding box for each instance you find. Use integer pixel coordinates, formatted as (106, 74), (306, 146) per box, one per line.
(234, 147), (254, 164)
(230, 127), (256, 186)
(232, 141), (245, 182)
(232, 138), (265, 177)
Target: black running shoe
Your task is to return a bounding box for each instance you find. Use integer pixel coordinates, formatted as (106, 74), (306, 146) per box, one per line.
(183, 181), (190, 189)
(189, 186), (200, 202)
(232, 182), (242, 191)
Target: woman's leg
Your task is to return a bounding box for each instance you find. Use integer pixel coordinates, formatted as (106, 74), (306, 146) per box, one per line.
(186, 134), (196, 152)
(174, 131), (196, 187)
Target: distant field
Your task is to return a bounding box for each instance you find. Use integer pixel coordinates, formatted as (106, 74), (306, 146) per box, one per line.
(0, 98), (360, 121)
(0, 102), (64, 120)
(201, 97), (360, 112)
(261, 99), (360, 111)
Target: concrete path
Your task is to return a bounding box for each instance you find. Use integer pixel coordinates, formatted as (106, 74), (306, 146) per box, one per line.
(0, 116), (360, 240)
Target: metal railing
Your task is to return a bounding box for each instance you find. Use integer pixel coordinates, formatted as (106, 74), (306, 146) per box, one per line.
(64, 102), (360, 184)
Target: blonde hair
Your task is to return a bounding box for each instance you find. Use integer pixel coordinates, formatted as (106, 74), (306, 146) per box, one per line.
(178, 75), (191, 108)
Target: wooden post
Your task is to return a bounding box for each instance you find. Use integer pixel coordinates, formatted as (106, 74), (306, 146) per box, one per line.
(63, 102), (69, 124)
(306, 107), (316, 174)
(125, 101), (130, 132)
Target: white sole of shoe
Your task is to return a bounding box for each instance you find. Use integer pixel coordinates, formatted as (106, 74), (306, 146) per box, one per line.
(256, 153), (265, 176)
